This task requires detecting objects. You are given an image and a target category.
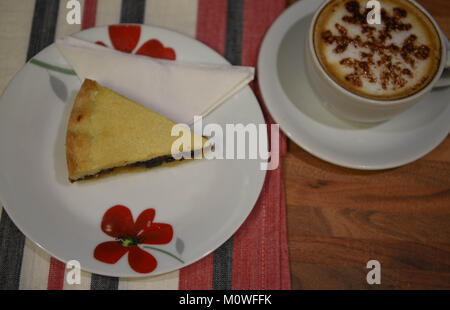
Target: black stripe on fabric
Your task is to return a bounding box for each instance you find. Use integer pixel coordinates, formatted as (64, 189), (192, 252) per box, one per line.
(90, 274), (119, 290)
(224, 0), (244, 66)
(211, 0), (244, 291)
(212, 237), (234, 290)
(0, 0), (60, 290)
(27, 0), (60, 61)
(120, 0), (146, 24)
(0, 213), (26, 289)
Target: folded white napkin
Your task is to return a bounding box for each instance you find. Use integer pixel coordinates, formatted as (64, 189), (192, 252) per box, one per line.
(56, 36), (254, 124)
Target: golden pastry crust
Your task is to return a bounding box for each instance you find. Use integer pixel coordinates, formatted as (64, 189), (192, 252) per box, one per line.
(66, 79), (98, 181)
(65, 79), (210, 182)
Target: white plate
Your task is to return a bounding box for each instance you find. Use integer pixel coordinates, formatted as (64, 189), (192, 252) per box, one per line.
(258, 0), (450, 170)
(0, 25), (266, 277)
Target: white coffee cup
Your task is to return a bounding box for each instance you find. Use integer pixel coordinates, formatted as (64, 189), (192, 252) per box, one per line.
(306, 0), (450, 123)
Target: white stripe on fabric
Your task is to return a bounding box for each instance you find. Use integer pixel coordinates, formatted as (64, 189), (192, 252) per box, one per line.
(118, 270), (180, 290)
(18, 239), (51, 289)
(145, 0), (198, 38)
(96, 0), (122, 27)
(0, 0), (36, 93)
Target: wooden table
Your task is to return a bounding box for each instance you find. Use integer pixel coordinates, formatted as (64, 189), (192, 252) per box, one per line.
(284, 0), (450, 289)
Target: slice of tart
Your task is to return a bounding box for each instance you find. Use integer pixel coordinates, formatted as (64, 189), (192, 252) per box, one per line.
(66, 79), (208, 182)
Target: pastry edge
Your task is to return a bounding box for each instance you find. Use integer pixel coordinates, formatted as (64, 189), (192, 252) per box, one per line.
(66, 79), (98, 182)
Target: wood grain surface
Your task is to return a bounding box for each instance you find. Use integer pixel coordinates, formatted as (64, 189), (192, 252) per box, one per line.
(284, 0), (450, 289)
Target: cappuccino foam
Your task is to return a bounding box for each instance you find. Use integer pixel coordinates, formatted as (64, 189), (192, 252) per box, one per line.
(314, 0), (441, 100)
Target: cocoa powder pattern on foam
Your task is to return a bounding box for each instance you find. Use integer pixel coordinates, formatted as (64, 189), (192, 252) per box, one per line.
(321, 1), (431, 90)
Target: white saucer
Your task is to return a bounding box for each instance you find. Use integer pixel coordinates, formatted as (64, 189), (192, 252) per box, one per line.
(258, 0), (450, 170)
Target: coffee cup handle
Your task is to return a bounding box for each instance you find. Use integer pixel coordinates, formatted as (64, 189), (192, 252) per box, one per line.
(434, 36), (450, 88)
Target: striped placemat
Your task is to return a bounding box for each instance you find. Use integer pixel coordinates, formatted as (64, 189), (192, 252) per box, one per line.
(0, 0), (290, 290)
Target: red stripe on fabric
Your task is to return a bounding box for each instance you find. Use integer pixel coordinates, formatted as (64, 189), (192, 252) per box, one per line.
(241, 0), (286, 67)
(231, 0), (290, 290)
(241, 0), (287, 155)
(81, 0), (98, 30)
(179, 253), (214, 290)
(195, 0), (228, 55)
(178, 0), (229, 290)
(47, 258), (66, 290)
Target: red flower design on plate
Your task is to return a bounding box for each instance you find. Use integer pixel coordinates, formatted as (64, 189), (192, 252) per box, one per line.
(96, 25), (176, 60)
(94, 205), (174, 273)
